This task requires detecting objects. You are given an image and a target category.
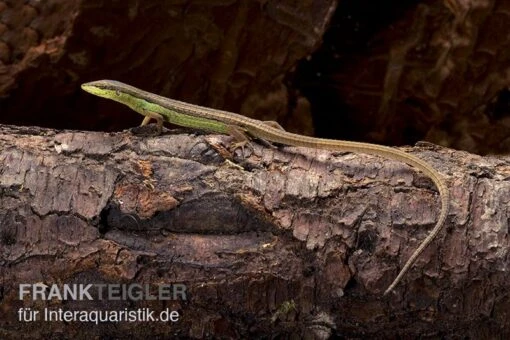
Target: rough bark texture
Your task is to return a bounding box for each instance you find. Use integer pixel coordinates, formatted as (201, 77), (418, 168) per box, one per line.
(2, 0), (510, 338)
(297, 0), (510, 154)
(1, 124), (509, 338)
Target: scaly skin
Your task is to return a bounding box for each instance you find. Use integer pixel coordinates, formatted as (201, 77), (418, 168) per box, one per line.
(82, 80), (449, 295)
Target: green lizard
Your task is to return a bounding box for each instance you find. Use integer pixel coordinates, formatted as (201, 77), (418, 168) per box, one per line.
(81, 80), (449, 295)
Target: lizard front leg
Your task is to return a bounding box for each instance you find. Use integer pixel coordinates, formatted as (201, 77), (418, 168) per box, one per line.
(140, 110), (165, 134)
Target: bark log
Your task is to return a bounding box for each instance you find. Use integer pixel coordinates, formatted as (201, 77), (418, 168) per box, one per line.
(1, 124), (508, 338)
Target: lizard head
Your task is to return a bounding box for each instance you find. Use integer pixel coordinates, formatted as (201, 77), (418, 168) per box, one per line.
(81, 80), (148, 114)
(81, 80), (133, 99)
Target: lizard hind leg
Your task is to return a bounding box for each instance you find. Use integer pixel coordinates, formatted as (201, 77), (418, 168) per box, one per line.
(226, 124), (256, 155)
(227, 124), (279, 151)
(263, 120), (286, 131)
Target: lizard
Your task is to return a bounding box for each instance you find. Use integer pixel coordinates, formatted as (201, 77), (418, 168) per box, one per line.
(81, 79), (449, 295)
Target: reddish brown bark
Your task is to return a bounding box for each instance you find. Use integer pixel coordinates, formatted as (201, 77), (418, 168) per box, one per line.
(1, 124), (508, 338)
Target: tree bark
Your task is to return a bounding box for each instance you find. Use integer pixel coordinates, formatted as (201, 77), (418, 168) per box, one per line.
(1, 124), (507, 338)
